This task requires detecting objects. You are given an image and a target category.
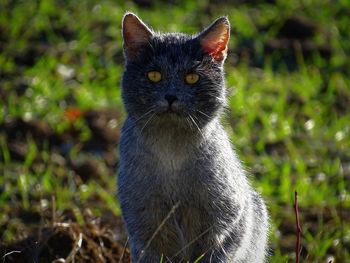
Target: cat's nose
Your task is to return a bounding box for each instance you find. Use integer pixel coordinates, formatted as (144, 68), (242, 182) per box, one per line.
(164, 94), (178, 106)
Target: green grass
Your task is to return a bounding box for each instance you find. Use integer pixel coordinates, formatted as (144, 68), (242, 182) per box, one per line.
(1, 0), (350, 262)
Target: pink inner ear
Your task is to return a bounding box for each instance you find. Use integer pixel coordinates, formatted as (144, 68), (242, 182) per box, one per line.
(122, 13), (153, 59)
(201, 24), (229, 61)
(124, 16), (151, 45)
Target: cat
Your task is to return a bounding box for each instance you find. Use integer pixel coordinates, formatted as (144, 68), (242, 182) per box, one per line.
(118, 12), (269, 263)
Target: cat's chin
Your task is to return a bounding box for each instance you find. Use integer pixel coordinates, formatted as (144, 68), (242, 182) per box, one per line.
(153, 110), (190, 129)
(156, 108), (185, 118)
(157, 110), (183, 121)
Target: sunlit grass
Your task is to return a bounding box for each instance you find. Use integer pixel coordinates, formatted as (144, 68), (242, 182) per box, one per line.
(0, 0), (349, 261)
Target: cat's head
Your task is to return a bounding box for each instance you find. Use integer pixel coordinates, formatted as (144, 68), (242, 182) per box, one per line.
(121, 12), (229, 131)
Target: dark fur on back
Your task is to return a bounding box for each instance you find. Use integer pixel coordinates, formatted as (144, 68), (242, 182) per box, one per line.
(118, 13), (269, 263)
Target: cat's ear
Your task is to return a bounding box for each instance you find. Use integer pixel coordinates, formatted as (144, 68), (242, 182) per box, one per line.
(122, 12), (153, 60)
(197, 17), (230, 62)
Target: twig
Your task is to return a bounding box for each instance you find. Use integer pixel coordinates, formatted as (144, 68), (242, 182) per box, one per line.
(294, 191), (301, 263)
(169, 226), (213, 260)
(65, 232), (83, 263)
(137, 201), (180, 263)
(118, 237), (129, 263)
(2, 250), (22, 262)
(51, 195), (56, 227)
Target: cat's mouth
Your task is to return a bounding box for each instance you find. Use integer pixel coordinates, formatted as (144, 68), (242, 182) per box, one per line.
(157, 108), (186, 118)
(153, 107), (189, 125)
(155, 101), (187, 117)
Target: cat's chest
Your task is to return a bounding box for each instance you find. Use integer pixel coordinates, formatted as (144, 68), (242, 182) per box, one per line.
(154, 147), (189, 173)
(149, 135), (195, 174)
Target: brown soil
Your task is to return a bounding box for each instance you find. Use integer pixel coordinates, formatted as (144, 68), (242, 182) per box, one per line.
(0, 220), (131, 263)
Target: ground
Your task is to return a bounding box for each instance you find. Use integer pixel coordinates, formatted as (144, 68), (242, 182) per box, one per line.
(0, 0), (349, 262)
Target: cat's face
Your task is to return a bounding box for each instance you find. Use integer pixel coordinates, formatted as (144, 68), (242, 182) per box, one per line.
(121, 13), (230, 130)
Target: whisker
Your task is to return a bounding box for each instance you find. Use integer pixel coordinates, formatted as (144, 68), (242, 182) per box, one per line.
(136, 107), (156, 121)
(122, 107), (156, 134)
(126, 108), (156, 153)
(139, 111), (157, 136)
(196, 110), (211, 119)
(206, 95), (223, 101)
(187, 113), (205, 139)
(135, 111), (157, 149)
(185, 117), (194, 132)
(201, 92), (224, 101)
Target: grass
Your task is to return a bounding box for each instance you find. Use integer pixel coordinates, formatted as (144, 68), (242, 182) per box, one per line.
(1, 0), (350, 262)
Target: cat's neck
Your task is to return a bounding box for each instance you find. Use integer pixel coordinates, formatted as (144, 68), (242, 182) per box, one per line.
(124, 115), (220, 168)
(130, 117), (220, 172)
(136, 116), (218, 147)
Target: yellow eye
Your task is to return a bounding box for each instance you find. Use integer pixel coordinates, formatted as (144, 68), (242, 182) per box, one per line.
(185, 73), (199, 85)
(147, 71), (162, 82)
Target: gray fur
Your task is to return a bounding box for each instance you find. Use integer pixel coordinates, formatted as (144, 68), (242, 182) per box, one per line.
(118, 13), (269, 263)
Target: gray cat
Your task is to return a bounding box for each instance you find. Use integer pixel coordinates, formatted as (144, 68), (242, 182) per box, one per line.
(118, 12), (269, 263)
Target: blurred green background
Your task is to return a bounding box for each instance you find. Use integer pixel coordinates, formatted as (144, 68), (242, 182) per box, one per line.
(0, 0), (349, 262)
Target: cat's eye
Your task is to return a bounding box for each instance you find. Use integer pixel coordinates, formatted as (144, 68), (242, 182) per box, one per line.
(147, 71), (162, 82)
(185, 73), (199, 85)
